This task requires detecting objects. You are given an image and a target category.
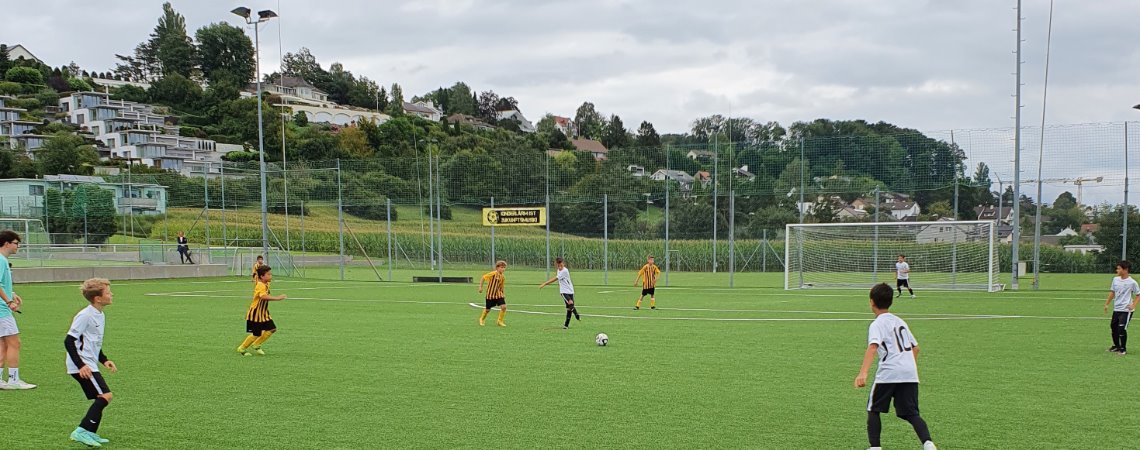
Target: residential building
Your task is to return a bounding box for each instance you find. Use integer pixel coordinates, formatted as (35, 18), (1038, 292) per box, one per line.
(403, 101), (443, 121)
(59, 91), (237, 175)
(974, 206), (1014, 224)
(916, 222), (970, 244)
(650, 169), (694, 185)
(1063, 244), (1104, 255)
(627, 165), (646, 177)
(571, 139), (608, 161)
(733, 165), (756, 181)
(695, 170), (711, 187)
(447, 114), (495, 131)
(0, 175), (167, 217)
(6, 44), (43, 65)
(495, 108), (535, 133)
(686, 150), (715, 161)
(243, 76), (389, 126)
(1080, 223), (1099, 235)
(837, 206), (869, 221)
(552, 116), (575, 137)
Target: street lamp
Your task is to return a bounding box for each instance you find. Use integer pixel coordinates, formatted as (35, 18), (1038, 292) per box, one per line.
(231, 6), (277, 261)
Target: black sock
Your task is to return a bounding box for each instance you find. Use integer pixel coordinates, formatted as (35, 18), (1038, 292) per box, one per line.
(909, 288), (914, 295)
(901, 414), (932, 443)
(1121, 328), (1128, 351)
(80, 397), (109, 433)
(867, 412), (882, 447)
(573, 307), (580, 320)
(564, 310), (572, 328)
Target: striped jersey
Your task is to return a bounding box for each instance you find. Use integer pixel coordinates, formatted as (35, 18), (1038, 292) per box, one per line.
(483, 271), (505, 299)
(638, 264), (661, 289)
(252, 260), (263, 277)
(246, 281), (272, 322)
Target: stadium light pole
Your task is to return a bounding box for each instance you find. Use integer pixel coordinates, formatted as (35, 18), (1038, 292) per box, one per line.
(232, 6), (277, 261)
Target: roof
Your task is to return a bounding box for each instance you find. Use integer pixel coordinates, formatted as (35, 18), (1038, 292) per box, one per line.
(446, 113), (493, 129)
(277, 75), (324, 92)
(652, 169), (694, 182)
(45, 174), (106, 183)
(974, 206), (1013, 219)
(687, 149), (715, 157)
(404, 102), (441, 115)
(571, 139), (607, 153)
(553, 116), (572, 125)
(7, 44), (43, 64)
(888, 201), (917, 210)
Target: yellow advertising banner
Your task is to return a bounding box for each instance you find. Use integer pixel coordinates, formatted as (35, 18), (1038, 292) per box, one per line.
(482, 207), (547, 226)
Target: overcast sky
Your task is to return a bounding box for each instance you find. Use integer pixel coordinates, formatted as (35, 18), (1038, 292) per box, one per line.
(4, 0), (1139, 136)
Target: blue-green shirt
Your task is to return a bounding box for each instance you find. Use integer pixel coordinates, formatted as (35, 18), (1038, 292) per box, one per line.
(0, 254), (11, 319)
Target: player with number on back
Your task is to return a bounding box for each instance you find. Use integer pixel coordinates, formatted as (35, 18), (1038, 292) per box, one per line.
(855, 283), (936, 450)
(1104, 260), (1139, 355)
(539, 257), (580, 329)
(895, 254), (915, 298)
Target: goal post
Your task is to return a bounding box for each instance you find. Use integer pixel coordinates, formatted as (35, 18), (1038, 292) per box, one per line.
(785, 220), (1000, 292)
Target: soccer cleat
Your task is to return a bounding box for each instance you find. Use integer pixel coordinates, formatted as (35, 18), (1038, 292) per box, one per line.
(911, 294), (916, 299)
(923, 441), (937, 450)
(479, 318), (485, 326)
(0, 379), (7, 390)
(1109, 346), (1120, 352)
(241, 350), (253, 357)
(563, 326), (568, 329)
(236, 346), (247, 354)
(70, 427), (102, 447)
(6, 380), (36, 390)
(1119, 349), (1128, 356)
(651, 306), (656, 310)
(633, 306), (640, 310)
(86, 430), (110, 444)
(254, 347), (266, 356)
(497, 321), (506, 327)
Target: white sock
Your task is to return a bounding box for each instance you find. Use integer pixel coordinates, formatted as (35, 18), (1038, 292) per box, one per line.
(8, 367), (18, 381)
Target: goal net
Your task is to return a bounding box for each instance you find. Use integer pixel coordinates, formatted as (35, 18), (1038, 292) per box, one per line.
(785, 221), (1000, 292)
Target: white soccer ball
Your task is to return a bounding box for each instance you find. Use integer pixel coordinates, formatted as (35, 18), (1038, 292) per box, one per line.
(595, 333), (609, 346)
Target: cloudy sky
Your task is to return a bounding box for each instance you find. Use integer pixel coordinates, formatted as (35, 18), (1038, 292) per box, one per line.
(4, 0), (1139, 136)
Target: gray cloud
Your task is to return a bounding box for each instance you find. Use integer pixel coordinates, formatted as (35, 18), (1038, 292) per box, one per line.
(2, 0), (1139, 136)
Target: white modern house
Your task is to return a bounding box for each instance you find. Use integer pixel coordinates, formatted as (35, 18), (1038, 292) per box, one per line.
(0, 175), (168, 216)
(687, 150), (715, 161)
(244, 76), (389, 126)
(495, 108), (535, 133)
(650, 169), (694, 185)
(553, 115), (575, 137)
(59, 92), (239, 175)
(0, 95), (49, 151)
(403, 101), (443, 121)
(915, 222), (971, 244)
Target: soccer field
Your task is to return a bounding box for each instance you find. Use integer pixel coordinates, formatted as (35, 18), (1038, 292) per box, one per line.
(3, 270), (1135, 449)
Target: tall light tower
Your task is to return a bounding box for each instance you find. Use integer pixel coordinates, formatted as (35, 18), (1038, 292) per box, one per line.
(231, 6), (277, 260)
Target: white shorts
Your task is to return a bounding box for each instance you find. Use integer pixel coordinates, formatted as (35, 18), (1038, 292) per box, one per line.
(0, 315), (17, 337)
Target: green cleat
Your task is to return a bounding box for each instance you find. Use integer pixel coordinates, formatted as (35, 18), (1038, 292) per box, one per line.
(236, 346), (247, 354)
(254, 347), (266, 356)
(70, 427), (102, 447)
(86, 430), (110, 444)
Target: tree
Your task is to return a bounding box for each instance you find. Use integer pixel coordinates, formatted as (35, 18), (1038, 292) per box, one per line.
(147, 73), (203, 110)
(293, 111), (308, 127)
(386, 83), (405, 116)
(150, 2), (198, 77)
(0, 150), (40, 178)
(574, 102), (604, 139)
(476, 90), (500, 121)
(1094, 205), (1140, 266)
(0, 44), (9, 75)
(447, 82), (477, 115)
(338, 126), (372, 158)
(601, 114), (630, 149)
(195, 22), (255, 90)
(43, 185), (117, 244)
(4, 66), (43, 84)
(635, 121), (661, 148)
(38, 134), (100, 175)
(1053, 191), (1078, 210)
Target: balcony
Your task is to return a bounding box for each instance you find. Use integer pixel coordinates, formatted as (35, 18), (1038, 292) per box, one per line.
(118, 197), (159, 210)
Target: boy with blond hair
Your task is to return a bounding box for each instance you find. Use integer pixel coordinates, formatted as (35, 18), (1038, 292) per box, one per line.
(65, 278), (118, 447)
(633, 255), (661, 310)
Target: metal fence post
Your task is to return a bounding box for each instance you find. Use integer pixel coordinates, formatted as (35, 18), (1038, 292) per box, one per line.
(220, 164), (226, 249)
(1125, 122), (1130, 261)
(387, 198), (393, 281)
(490, 196), (495, 267)
(603, 193), (608, 284)
(337, 159), (345, 281)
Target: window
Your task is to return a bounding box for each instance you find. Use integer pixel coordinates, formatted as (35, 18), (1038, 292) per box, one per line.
(76, 113), (85, 124)
(28, 185), (44, 196)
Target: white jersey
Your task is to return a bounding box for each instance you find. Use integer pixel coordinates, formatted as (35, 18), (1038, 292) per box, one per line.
(896, 262), (910, 280)
(1111, 276), (1140, 312)
(867, 313), (919, 384)
(65, 305), (106, 374)
(557, 267), (574, 294)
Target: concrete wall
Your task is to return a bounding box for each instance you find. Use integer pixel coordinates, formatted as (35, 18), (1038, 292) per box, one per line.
(13, 264), (228, 283)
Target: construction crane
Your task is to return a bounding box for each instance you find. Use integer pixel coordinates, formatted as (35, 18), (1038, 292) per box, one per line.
(1017, 176), (1104, 206)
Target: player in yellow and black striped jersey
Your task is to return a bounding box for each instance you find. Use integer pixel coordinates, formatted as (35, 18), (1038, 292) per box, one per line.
(251, 255), (264, 284)
(634, 255), (661, 310)
(236, 265), (287, 356)
(478, 260), (508, 327)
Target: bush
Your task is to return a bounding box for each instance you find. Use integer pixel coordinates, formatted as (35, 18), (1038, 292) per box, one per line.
(4, 66), (43, 84)
(67, 78), (92, 92)
(0, 81), (21, 95)
(422, 203), (452, 220)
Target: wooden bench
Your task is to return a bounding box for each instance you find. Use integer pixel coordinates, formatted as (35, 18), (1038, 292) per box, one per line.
(412, 276), (473, 283)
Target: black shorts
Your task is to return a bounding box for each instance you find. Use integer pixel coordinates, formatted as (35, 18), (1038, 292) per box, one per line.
(1112, 311), (1134, 330)
(896, 279), (910, 288)
(641, 288), (656, 296)
(246, 320), (277, 336)
(71, 372), (111, 400)
(867, 382), (920, 416)
(485, 298), (505, 309)
(561, 293), (575, 305)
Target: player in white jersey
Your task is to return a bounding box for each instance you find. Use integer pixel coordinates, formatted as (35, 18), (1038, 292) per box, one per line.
(855, 283), (936, 450)
(540, 257), (580, 329)
(0, 230), (34, 390)
(64, 278), (118, 447)
(895, 254), (914, 298)
(1104, 260), (1140, 355)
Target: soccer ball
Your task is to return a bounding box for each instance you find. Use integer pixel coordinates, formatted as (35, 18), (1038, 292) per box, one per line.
(595, 333), (609, 346)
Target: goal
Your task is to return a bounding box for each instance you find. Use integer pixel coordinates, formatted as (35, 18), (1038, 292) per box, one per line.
(785, 220), (1000, 292)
